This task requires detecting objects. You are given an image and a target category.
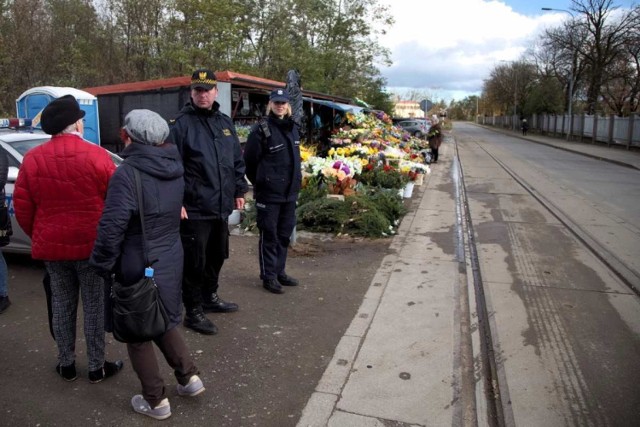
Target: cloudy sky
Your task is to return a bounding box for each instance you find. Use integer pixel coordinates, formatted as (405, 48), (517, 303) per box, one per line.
(379, 0), (637, 102)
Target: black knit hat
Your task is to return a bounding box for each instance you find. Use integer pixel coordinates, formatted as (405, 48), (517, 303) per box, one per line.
(41, 95), (86, 135)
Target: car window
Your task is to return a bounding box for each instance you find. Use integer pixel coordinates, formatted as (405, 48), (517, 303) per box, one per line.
(9, 138), (50, 156)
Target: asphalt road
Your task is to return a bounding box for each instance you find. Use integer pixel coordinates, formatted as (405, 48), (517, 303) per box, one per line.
(454, 123), (640, 426)
(0, 233), (390, 426)
(2, 123), (640, 426)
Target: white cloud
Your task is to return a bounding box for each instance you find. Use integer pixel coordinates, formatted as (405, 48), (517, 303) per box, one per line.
(378, 0), (564, 101)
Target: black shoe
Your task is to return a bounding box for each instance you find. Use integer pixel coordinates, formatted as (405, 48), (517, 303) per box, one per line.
(202, 293), (239, 313)
(277, 274), (299, 287)
(184, 308), (218, 335)
(56, 362), (77, 382)
(0, 295), (10, 314)
(263, 279), (284, 294)
(89, 360), (124, 383)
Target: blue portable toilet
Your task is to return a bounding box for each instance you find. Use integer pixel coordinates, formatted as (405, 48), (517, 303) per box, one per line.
(16, 86), (101, 145)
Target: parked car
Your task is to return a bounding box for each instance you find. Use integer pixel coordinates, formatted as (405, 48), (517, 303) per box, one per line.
(0, 127), (122, 254)
(396, 119), (431, 138)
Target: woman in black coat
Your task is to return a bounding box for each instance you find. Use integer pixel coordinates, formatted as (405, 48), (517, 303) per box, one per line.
(243, 89), (302, 295)
(90, 110), (203, 420)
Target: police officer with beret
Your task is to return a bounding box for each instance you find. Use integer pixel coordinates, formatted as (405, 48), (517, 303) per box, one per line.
(243, 89), (302, 294)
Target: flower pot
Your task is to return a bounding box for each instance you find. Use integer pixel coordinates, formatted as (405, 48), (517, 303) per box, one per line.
(414, 173), (424, 186)
(403, 182), (415, 198)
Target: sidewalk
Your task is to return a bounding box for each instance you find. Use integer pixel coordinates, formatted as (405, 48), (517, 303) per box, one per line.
(296, 129), (640, 427)
(297, 142), (464, 426)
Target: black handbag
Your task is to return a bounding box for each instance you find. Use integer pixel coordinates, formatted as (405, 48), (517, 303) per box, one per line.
(0, 189), (12, 247)
(110, 168), (169, 343)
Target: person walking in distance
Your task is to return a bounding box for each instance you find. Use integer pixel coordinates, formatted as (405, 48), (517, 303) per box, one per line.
(169, 69), (248, 335)
(244, 89), (302, 295)
(427, 115), (443, 164)
(521, 118), (529, 136)
(91, 110), (204, 420)
(13, 95), (123, 383)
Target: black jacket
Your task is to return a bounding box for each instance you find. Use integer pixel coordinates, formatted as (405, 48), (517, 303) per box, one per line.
(90, 142), (185, 329)
(0, 148), (8, 190)
(243, 115), (301, 203)
(169, 101), (248, 219)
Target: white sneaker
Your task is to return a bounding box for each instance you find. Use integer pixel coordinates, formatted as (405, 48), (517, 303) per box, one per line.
(131, 395), (171, 420)
(177, 375), (205, 397)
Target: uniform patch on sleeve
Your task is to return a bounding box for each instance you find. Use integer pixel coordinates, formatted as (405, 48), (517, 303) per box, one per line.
(222, 128), (231, 136)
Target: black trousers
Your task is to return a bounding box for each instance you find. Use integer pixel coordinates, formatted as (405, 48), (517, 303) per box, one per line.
(256, 201), (297, 280)
(180, 219), (229, 310)
(431, 147), (439, 162)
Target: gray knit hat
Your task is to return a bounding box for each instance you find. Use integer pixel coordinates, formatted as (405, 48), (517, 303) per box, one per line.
(123, 109), (169, 146)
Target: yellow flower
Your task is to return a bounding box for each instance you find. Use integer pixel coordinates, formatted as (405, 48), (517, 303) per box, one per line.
(328, 147), (336, 156)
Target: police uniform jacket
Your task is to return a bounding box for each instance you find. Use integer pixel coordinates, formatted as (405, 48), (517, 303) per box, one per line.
(90, 142), (185, 329)
(243, 114), (301, 203)
(169, 101), (248, 220)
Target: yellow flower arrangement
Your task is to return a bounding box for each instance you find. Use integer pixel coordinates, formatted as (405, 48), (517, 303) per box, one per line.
(300, 143), (316, 163)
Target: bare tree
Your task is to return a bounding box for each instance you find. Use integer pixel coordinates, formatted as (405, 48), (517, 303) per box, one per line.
(570, 0), (639, 114)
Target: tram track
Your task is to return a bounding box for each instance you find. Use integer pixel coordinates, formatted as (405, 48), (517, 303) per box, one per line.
(472, 139), (640, 296)
(452, 132), (640, 426)
(452, 140), (505, 427)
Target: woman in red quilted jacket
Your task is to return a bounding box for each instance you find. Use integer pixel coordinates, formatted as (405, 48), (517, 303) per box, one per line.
(13, 95), (123, 383)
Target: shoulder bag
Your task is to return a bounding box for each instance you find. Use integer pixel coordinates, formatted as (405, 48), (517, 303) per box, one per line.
(110, 168), (169, 343)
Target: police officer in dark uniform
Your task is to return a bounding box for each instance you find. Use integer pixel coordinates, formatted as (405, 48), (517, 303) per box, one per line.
(169, 69), (248, 334)
(243, 89), (302, 294)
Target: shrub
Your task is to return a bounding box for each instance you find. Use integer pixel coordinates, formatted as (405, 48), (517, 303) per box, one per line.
(295, 187), (407, 237)
(357, 165), (408, 189)
(298, 174), (328, 206)
(297, 197), (351, 233)
(364, 187), (407, 224)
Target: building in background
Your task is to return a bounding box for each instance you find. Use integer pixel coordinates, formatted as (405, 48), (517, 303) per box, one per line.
(393, 100), (422, 119)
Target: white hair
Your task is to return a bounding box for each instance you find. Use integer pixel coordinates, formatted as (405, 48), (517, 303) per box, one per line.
(60, 121), (79, 134)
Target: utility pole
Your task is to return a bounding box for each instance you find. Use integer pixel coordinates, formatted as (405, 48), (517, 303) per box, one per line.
(542, 7), (576, 141)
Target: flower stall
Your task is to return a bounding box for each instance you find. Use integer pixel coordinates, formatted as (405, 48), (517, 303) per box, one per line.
(238, 109), (432, 237)
(293, 110), (432, 237)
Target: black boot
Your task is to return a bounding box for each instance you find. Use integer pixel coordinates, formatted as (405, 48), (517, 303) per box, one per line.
(202, 293), (239, 313)
(0, 295), (10, 314)
(89, 360), (124, 383)
(277, 274), (299, 287)
(56, 361), (77, 382)
(184, 308), (218, 335)
(263, 279), (284, 294)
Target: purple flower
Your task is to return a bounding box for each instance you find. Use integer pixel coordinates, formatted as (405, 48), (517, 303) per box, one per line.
(332, 160), (351, 175)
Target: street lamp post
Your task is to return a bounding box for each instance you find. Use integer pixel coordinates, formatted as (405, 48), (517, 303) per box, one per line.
(542, 7), (576, 141)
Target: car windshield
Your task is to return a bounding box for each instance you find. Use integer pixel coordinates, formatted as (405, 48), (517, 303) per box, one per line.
(8, 138), (50, 156)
